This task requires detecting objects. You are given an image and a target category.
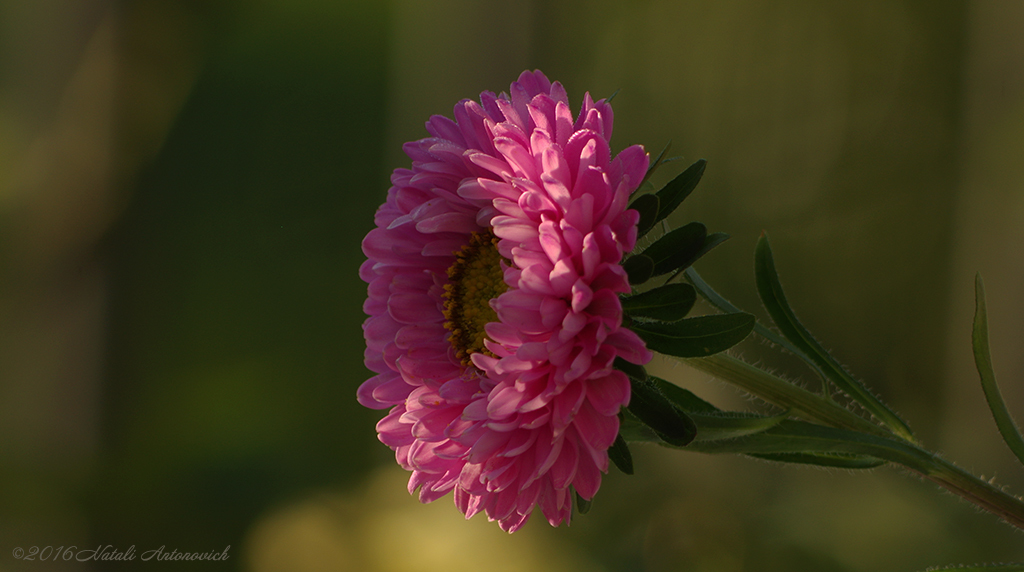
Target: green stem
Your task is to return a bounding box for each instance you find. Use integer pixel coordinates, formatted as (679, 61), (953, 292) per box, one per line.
(921, 457), (1024, 530)
(683, 353), (891, 438)
(682, 353), (1024, 530)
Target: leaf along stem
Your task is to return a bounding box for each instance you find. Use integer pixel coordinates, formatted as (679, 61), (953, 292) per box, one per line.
(682, 353), (890, 438)
(973, 273), (1024, 467)
(680, 352), (1024, 531)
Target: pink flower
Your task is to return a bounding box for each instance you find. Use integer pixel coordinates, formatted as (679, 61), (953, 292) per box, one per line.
(358, 70), (653, 532)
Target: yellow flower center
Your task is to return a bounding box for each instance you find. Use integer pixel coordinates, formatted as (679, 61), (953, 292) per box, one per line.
(443, 230), (508, 365)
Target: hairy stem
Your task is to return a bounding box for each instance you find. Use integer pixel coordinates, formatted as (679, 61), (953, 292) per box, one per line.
(682, 352), (1024, 530)
(683, 353), (890, 437)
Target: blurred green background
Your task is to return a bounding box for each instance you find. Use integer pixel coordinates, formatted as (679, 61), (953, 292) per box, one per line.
(2, 0), (1024, 570)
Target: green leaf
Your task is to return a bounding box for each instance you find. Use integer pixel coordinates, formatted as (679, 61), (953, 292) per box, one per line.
(638, 141), (672, 192)
(623, 254), (655, 285)
(627, 377), (697, 447)
(696, 232), (730, 260)
(621, 283), (697, 322)
(649, 376), (791, 441)
(608, 432), (635, 475)
(618, 409), (659, 442)
(923, 565), (1024, 572)
(574, 489), (593, 514)
(684, 266), (828, 382)
(665, 232), (731, 282)
(748, 452), (885, 469)
(633, 313), (755, 358)
(633, 180), (656, 195)
(688, 411), (789, 442)
(649, 376), (720, 414)
(638, 222), (707, 277)
(754, 234), (914, 441)
(973, 274), (1024, 468)
(613, 357), (648, 383)
(681, 418), (929, 473)
(650, 159), (707, 229)
(629, 193), (660, 237)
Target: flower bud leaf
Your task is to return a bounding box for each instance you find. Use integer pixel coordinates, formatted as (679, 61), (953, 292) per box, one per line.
(623, 254), (655, 285)
(973, 273), (1024, 468)
(629, 193), (661, 237)
(608, 432), (634, 475)
(621, 283), (696, 322)
(632, 312), (755, 358)
(627, 377), (698, 447)
(754, 233), (914, 441)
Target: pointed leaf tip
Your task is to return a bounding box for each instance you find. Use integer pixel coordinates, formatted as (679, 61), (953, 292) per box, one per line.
(973, 273), (1024, 468)
(627, 376), (698, 447)
(637, 222), (707, 277)
(638, 141), (672, 191)
(608, 433), (634, 475)
(632, 312), (755, 358)
(637, 159), (706, 232)
(629, 193), (660, 237)
(621, 283), (697, 322)
(754, 234), (914, 441)
(574, 490), (593, 514)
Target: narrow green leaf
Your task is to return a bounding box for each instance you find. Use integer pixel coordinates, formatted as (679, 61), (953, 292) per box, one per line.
(613, 357), (648, 383)
(638, 222), (707, 277)
(621, 283), (696, 322)
(651, 159), (707, 227)
(924, 565), (1024, 572)
(649, 376), (720, 414)
(627, 377), (697, 447)
(623, 254), (655, 285)
(629, 193), (660, 237)
(651, 376), (793, 441)
(633, 180), (656, 195)
(618, 409), (660, 442)
(608, 432), (635, 474)
(681, 418), (929, 473)
(633, 312), (755, 358)
(626, 377), (895, 470)
(684, 267), (827, 382)
(973, 274), (1024, 468)
(754, 234), (914, 441)
(574, 490), (593, 514)
(638, 141), (672, 191)
(688, 411), (789, 442)
(748, 452), (885, 469)
(666, 232), (731, 282)
(604, 88), (621, 103)
(695, 232), (730, 261)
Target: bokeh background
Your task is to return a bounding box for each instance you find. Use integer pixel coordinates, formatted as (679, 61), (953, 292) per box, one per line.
(2, 0), (1024, 570)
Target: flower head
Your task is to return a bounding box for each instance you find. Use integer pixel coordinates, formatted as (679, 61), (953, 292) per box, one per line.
(358, 70), (652, 532)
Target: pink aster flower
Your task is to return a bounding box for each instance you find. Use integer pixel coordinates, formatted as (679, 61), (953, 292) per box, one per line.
(358, 70), (653, 532)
